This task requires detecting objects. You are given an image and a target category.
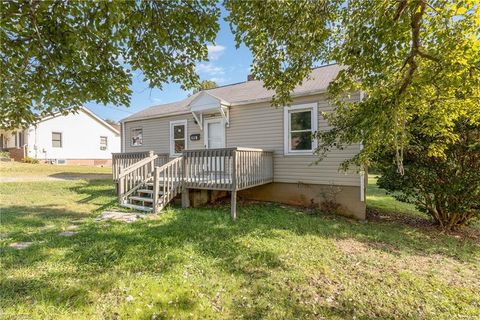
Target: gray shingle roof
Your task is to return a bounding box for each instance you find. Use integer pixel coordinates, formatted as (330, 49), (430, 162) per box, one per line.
(123, 64), (341, 122)
(122, 96), (196, 122)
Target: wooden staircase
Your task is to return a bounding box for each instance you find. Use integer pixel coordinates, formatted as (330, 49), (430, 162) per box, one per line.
(121, 180), (156, 212)
(117, 155), (183, 213)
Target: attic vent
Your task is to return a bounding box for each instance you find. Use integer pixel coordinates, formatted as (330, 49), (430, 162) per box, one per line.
(247, 74), (255, 81)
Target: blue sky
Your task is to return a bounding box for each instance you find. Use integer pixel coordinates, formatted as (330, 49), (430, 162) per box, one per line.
(85, 13), (253, 123)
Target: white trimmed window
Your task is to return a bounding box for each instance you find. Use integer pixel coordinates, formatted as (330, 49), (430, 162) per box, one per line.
(284, 103), (318, 155)
(131, 128), (143, 146)
(52, 132), (62, 148)
(170, 120), (187, 156)
(100, 136), (108, 150)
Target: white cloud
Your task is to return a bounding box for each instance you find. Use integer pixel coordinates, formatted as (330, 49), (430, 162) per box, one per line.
(207, 44), (226, 61)
(196, 63), (225, 76)
(196, 46), (228, 84)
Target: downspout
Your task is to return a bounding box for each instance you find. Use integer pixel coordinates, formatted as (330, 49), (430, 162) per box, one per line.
(359, 91), (365, 202)
(34, 126), (38, 159)
(121, 122), (125, 152)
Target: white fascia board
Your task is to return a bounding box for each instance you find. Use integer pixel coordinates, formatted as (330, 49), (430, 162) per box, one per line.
(120, 111), (191, 124)
(37, 106), (120, 135)
(187, 91), (230, 113)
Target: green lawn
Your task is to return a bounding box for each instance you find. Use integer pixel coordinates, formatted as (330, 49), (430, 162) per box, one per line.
(0, 161), (111, 177)
(366, 175), (421, 216)
(0, 167), (479, 319)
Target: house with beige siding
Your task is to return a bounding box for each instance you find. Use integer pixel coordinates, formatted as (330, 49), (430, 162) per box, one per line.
(114, 64), (366, 219)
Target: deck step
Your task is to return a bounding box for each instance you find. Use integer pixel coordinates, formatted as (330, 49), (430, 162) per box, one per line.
(129, 196), (154, 203)
(137, 189), (164, 195)
(145, 179), (181, 187)
(121, 203), (153, 212)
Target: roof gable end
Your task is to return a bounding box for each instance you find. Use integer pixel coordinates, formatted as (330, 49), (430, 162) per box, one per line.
(187, 91), (230, 112)
(37, 107), (120, 135)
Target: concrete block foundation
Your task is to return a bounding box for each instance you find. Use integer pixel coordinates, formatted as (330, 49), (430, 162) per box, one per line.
(238, 182), (366, 220)
(184, 182), (366, 220)
(188, 189), (229, 207)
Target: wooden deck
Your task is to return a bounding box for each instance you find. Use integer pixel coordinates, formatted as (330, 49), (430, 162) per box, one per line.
(112, 147), (274, 219)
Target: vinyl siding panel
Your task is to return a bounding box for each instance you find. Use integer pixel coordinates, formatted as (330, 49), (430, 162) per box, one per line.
(124, 113), (202, 154)
(226, 93), (361, 186)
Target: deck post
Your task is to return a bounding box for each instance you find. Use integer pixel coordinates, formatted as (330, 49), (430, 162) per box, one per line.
(231, 149), (238, 220)
(149, 150), (155, 173)
(181, 155), (189, 208)
(231, 190), (237, 220)
(182, 187), (190, 208)
(118, 168), (124, 204)
(153, 166), (159, 213)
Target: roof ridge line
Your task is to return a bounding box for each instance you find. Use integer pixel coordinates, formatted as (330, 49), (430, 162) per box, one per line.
(203, 63), (338, 91)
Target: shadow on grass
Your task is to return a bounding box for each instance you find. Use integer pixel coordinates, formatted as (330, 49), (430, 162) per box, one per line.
(0, 205), (87, 230)
(48, 172), (112, 180)
(67, 179), (118, 212)
(1, 276), (90, 310)
(1, 178), (479, 318)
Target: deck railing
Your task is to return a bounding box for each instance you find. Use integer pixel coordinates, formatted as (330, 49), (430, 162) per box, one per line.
(183, 148), (234, 190)
(182, 147), (274, 219)
(112, 151), (169, 181)
(182, 147), (274, 191)
(235, 148), (274, 190)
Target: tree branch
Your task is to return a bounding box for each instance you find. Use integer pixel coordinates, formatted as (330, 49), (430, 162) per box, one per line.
(398, 0), (425, 96)
(394, 0), (408, 21)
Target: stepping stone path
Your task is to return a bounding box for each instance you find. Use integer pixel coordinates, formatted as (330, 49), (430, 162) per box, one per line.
(58, 231), (76, 237)
(9, 242), (33, 250)
(97, 211), (146, 224)
(66, 225), (79, 231)
(70, 219), (86, 225)
(39, 225), (56, 231)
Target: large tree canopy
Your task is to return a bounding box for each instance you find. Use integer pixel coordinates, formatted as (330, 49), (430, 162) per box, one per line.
(0, 0), (219, 129)
(225, 0), (480, 169)
(2, 0), (479, 170)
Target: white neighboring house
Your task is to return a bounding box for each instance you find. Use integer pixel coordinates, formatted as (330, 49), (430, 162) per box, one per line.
(1, 106), (120, 165)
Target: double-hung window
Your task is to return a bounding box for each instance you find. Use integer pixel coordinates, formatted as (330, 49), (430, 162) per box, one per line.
(284, 103), (318, 155)
(100, 136), (108, 150)
(170, 120), (187, 156)
(131, 128), (143, 146)
(52, 132), (62, 148)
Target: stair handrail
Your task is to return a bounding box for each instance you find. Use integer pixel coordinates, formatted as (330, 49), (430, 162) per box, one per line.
(153, 156), (183, 212)
(118, 154), (158, 179)
(112, 151), (153, 181)
(117, 153), (158, 204)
